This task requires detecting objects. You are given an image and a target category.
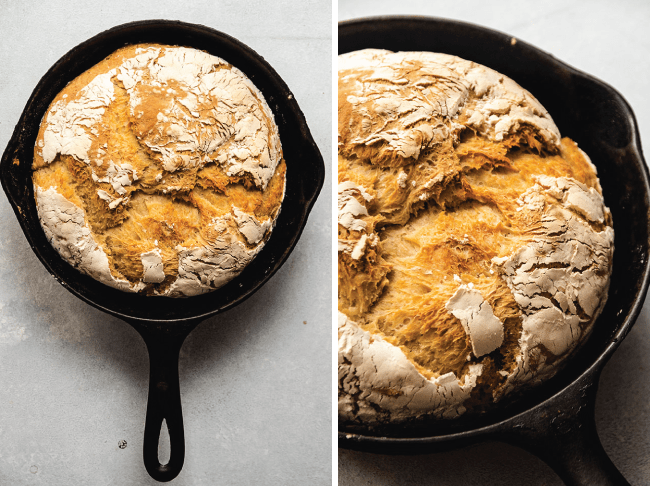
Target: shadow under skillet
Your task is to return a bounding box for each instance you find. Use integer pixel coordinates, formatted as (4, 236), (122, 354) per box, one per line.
(593, 305), (650, 484)
(339, 443), (562, 486)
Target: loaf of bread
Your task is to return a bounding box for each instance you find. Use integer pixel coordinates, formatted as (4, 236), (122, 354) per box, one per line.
(32, 44), (285, 297)
(338, 49), (614, 423)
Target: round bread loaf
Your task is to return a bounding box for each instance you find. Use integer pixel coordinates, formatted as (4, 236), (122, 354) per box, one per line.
(32, 44), (285, 297)
(338, 49), (614, 423)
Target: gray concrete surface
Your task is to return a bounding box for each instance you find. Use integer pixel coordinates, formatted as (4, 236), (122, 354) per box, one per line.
(338, 0), (650, 484)
(0, 1), (331, 484)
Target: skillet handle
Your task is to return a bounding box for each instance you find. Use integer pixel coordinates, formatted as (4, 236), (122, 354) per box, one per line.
(498, 367), (629, 486)
(142, 336), (186, 482)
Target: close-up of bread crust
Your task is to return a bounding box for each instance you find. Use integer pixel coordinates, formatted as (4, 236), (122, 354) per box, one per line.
(338, 49), (614, 424)
(32, 44), (286, 297)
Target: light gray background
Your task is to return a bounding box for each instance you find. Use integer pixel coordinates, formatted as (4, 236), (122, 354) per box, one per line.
(339, 0), (650, 485)
(0, 1), (331, 485)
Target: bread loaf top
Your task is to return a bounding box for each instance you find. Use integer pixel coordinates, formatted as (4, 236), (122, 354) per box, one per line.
(33, 44), (286, 297)
(338, 49), (614, 423)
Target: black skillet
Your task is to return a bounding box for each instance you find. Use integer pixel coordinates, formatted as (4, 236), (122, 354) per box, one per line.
(0, 20), (324, 482)
(338, 16), (650, 486)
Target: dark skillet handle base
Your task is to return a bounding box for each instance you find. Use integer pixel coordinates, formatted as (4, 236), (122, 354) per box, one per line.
(497, 367), (629, 486)
(142, 335), (186, 482)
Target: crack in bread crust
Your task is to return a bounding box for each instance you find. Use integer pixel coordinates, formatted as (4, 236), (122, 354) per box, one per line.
(338, 49), (614, 424)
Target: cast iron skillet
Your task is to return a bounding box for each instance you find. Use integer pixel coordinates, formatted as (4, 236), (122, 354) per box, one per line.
(1, 20), (324, 482)
(339, 16), (650, 486)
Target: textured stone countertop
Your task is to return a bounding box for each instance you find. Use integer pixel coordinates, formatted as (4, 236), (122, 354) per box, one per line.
(338, 0), (650, 484)
(0, 1), (331, 484)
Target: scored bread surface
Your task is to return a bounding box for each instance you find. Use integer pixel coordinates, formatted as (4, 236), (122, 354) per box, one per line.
(338, 49), (614, 423)
(32, 44), (286, 297)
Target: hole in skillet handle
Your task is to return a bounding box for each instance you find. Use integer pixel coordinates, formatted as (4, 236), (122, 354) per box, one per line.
(158, 419), (172, 466)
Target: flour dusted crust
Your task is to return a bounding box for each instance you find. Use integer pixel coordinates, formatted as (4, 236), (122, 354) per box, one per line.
(338, 49), (614, 424)
(32, 44), (285, 297)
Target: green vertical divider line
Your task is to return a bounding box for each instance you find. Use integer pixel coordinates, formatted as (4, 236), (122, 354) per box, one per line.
(332, 0), (339, 485)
